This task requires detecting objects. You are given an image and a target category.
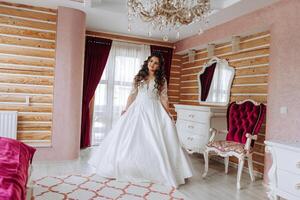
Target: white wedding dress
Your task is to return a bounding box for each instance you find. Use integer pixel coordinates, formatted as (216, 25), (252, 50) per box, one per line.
(88, 79), (193, 187)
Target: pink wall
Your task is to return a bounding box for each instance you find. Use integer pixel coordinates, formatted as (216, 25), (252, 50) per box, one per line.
(175, 0), (300, 182)
(34, 7), (86, 160)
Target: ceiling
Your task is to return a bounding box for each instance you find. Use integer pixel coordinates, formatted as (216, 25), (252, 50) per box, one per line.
(8, 0), (279, 42)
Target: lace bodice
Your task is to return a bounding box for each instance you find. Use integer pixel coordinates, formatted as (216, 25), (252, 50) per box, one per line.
(125, 79), (169, 112)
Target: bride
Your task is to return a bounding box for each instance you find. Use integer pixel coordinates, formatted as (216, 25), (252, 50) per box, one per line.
(88, 52), (193, 187)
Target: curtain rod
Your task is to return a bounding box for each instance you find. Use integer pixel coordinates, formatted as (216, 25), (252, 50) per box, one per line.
(86, 33), (174, 49)
(153, 49), (172, 53)
(87, 40), (111, 46)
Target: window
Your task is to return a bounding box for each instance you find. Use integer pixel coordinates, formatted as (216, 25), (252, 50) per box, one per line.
(91, 41), (150, 145)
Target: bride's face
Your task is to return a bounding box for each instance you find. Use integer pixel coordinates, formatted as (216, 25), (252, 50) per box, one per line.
(148, 56), (160, 74)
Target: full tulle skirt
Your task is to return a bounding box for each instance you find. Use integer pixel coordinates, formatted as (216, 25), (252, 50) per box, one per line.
(88, 96), (193, 187)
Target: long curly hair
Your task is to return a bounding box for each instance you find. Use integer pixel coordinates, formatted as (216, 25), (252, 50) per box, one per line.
(134, 52), (166, 93)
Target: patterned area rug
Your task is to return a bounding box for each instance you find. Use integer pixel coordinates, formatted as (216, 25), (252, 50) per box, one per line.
(31, 174), (187, 200)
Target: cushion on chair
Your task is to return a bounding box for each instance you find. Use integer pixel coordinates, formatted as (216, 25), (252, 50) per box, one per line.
(226, 101), (266, 144)
(207, 141), (252, 155)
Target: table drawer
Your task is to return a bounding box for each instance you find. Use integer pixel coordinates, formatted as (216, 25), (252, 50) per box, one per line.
(177, 109), (210, 123)
(277, 170), (300, 198)
(176, 119), (208, 136)
(179, 132), (208, 151)
(276, 148), (300, 174)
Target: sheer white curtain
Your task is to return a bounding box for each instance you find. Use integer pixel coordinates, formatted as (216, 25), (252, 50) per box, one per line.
(92, 41), (150, 145)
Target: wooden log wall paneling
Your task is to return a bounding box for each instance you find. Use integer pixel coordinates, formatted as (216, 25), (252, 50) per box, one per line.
(176, 31), (270, 174)
(0, 1), (57, 147)
(168, 54), (182, 119)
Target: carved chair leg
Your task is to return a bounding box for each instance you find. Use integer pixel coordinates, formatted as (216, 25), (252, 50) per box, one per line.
(237, 157), (245, 189)
(202, 150), (209, 178)
(224, 156), (229, 174)
(247, 155), (255, 182)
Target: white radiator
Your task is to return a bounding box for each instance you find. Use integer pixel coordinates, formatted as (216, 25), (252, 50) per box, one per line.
(0, 111), (18, 139)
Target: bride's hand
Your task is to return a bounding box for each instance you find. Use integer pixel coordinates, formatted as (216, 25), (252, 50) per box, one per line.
(121, 110), (127, 116)
(168, 112), (174, 121)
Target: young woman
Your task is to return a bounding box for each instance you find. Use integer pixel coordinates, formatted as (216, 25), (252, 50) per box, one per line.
(88, 52), (193, 188)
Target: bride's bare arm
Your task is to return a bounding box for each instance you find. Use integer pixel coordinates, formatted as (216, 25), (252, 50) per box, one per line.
(122, 83), (138, 115)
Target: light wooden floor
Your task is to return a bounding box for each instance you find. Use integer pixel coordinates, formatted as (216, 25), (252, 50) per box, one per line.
(30, 148), (268, 200)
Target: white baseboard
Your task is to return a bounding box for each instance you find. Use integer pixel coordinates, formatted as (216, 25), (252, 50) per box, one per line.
(26, 186), (33, 200)
(26, 164), (33, 199)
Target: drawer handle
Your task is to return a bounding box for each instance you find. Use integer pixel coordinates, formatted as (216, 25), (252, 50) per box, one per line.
(188, 114), (195, 118)
(295, 183), (300, 190)
(188, 125), (194, 129)
(187, 137), (194, 141)
(296, 161), (300, 168)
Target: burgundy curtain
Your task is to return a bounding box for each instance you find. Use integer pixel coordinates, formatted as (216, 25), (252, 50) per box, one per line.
(150, 45), (173, 84)
(200, 62), (217, 101)
(80, 36), (112, 148)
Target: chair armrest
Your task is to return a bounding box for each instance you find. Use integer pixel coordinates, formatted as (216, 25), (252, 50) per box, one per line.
(244, 133), (258, 151)
(245, 133), (258, 140)
(208, 128), (228, 142)
(218, 130), (229, 134)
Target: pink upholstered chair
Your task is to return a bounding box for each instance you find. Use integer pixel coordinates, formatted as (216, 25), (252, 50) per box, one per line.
(202, 99), (266, 189)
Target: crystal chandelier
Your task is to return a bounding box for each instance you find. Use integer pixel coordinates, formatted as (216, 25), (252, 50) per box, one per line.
(127, 0), (211, 41)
